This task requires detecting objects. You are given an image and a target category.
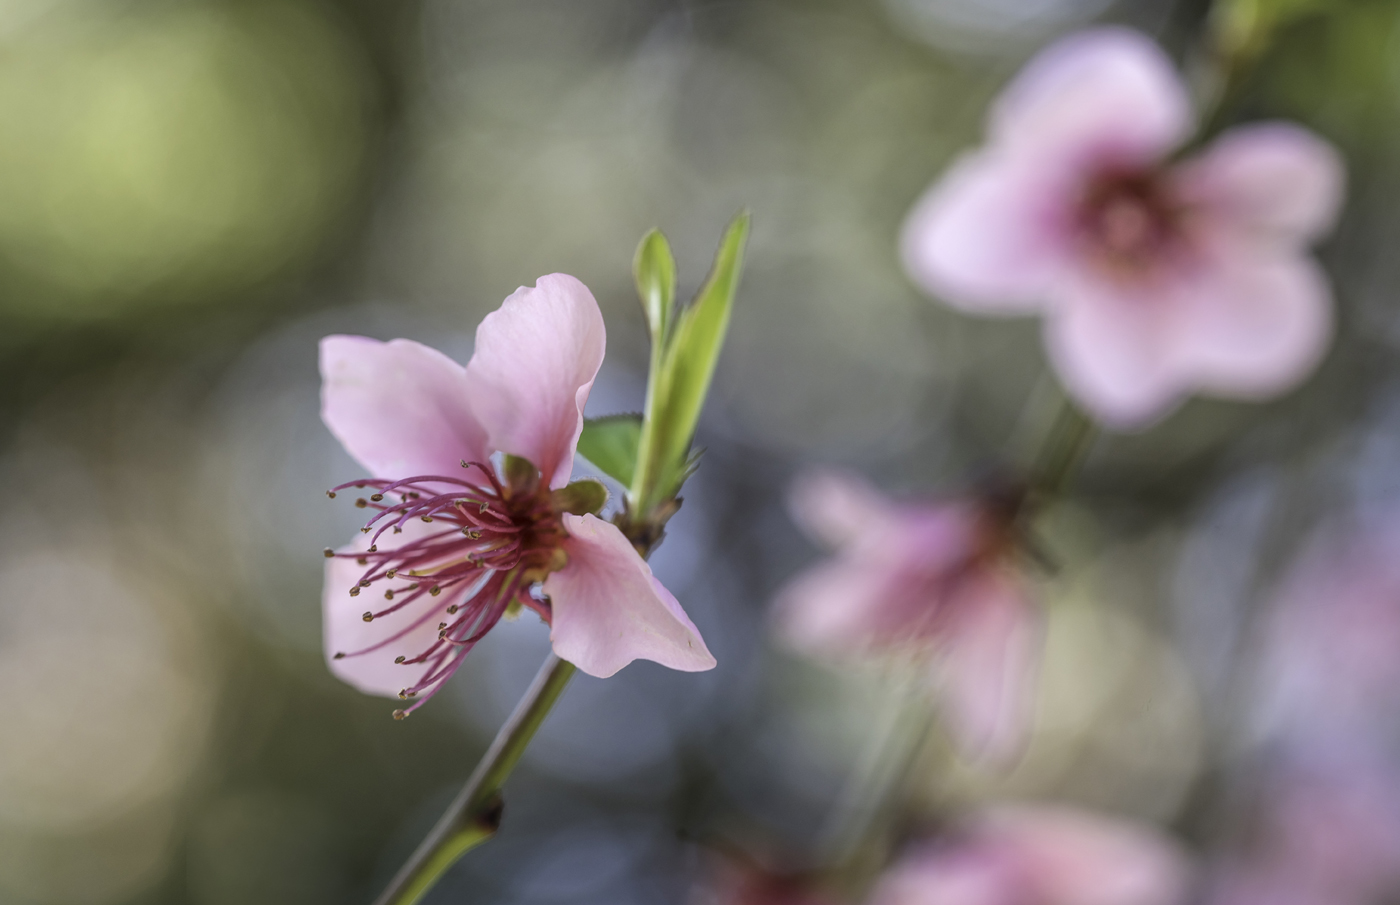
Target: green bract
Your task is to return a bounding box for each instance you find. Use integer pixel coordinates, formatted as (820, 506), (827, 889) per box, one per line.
(631, 212), (750, 519)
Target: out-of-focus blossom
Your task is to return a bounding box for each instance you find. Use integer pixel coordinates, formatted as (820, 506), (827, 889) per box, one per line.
(901, 27), (1344, 428)
(771, 470), (1040, 762)
(319, 274), (714, 716)
(870, 806), (1190, 905)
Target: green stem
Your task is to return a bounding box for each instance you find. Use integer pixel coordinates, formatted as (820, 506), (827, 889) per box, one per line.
(372, 655), (578, 905)
(1027, 397), (1097, 499)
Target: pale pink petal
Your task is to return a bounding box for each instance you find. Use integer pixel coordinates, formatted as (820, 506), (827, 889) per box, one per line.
(1178, 123), (1345, 244)
(545, 513), (715, 677)
(1169, 251), (1332, 399)
(1042, 276), (1188, 429)
(788, 469), (903, 550)
(770, 558), (896, 655)
(465, 274), (605, 488)
(933, 572), (1040, 763)
(869, 845), (1016, 905)
(992, 27), (1192, 167)
(323, 523), (456, 698)
(320, 336), (490, 479)
(901, 151), (1070, 312)
(980, 807), (1190, 905)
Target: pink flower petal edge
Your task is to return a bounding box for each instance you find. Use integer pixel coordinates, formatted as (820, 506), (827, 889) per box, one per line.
(466, 273), (606, 488)
(320, 335), (490, 480)
(546, 513), (716, 678)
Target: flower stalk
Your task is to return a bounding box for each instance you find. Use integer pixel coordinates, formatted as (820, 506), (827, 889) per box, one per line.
(371, 653), (577, 905)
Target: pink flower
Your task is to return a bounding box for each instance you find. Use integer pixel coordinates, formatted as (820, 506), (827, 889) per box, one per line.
(319, 274), (715, 715)
(901, 27), (1344, 428)
(770, 470), (1040, 762)
(870, 806), (1190, 905)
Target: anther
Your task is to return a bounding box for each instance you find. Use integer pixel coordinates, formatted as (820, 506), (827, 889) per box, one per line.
(323, 548), (335, 558)
(398, 689), (408, 699)
(393, 526), (403, 534)
(370, 493), (384, 502)
(359, 579), (371, 587)
(333, 652), (346, 659)
(392, 709), (407, 720)
(362, 611), (374, 622)
(349, 587), (361, 597)
(361, 527), (371, 534)
(394, 655), (406, 664)
(356, 498), (369, 509)
(462, 527), (481, 538)
(368, 545), (378, 553)
(461, 459), (469, 468)
(357, 557), (368, 566)
(384, 590), (394, 600)
(438, 622), (447, 630)
(326, 490), (337, 499)
(429, 586), (441, 596)
(480, 502), (489, 513)
(447, 605), (459, 614)
(386, 569), (397, 579)
(421, 515), (434, 523)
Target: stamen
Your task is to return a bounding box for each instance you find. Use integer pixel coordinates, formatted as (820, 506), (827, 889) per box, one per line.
(362, 612), (374, 622)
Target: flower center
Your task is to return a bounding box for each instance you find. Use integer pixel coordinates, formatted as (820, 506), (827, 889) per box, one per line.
(1078, 170), (1183, 275)
(325, 460), (566, 718)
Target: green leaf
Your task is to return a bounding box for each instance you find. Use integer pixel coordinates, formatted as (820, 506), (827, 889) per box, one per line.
(576, 414), (642, 486)
(643, 211), (749, 506)
(633, 229), (676, 347)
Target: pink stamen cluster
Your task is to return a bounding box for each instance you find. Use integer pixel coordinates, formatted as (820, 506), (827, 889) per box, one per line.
(324, 460), (564, 718)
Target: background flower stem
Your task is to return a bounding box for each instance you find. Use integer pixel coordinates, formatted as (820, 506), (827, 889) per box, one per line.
(371, 653), (578, 905)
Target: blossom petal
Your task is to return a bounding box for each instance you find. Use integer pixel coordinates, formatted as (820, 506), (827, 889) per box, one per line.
(992, 27), (1192, 167)
(1170, 252), (1332, 400)
(934, 572), (1040, 764)
(323, 524), (454, 698)
(981, 807), (1190, 905)
(1042, 276), (1187, 429)
(1179, 123), (1345, 244)
(787, 469), (902, 550)
(320, 335), (490, 479)
(545, 513), (715, 677)
(466, 274), (605, 488)
(770, 557), (896, 655)
(902, 150), (1070, 312)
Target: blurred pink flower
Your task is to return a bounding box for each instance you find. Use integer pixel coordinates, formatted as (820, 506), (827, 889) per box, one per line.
(318, 274), (714, 715)
(902, 27), (1344, 428)
(771, 470), (1039, 762)
(870, 806), (1190, 905)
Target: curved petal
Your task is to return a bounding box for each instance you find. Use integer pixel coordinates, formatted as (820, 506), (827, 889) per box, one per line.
(933, 571), (1040, 764)
(788, 468), (901, 550)
(1169, 251), (1332, 399)
(322, 523), (456, 698)
(901, 150), (1069, 313)
(320, 336), (490, 479)
(770, 557), (896, 655)
(1042, 276), (1187, 429)
(979, 806), (1190, 905)
(1178, 123), (1345, 244)
(545, 513), (715, 677)
(992, 27), (1192, 167)
(466, 274), (606, 488)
